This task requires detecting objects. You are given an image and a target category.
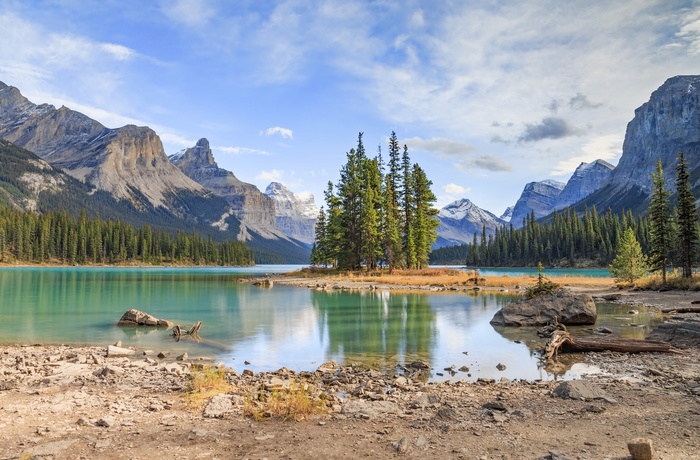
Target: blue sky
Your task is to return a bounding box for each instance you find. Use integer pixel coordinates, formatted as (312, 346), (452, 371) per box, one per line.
(1, 0), (699, 216)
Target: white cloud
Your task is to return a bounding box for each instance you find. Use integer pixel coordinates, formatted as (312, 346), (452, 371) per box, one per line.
(100, 43), (136, 61)
(256, 169), (284, 182)
(262, 126), (294, 139)
(550, 134), (622, 176)
(161, 0), (216, 28)
(216, 146), (272, 156)
(444, 183), (469, 195)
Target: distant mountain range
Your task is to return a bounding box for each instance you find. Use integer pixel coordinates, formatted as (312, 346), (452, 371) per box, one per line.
(435, 75), (700, 248)
(1, 75), (698, 261)
(0, 81), (313, 263)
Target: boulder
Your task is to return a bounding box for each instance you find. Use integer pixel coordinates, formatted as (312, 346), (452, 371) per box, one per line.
(490, 289), (597, 326)
(645, 316), (700, 349)
(117, 309), (173, 328)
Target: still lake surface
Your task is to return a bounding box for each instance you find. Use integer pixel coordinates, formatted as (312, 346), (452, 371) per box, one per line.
(0, 266), (661, 382)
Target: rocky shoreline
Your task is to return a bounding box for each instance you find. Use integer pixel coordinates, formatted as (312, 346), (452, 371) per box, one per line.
(1, 283), (699, 459)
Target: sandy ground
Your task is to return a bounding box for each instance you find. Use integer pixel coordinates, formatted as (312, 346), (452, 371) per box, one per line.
(0, 277), (698, 460)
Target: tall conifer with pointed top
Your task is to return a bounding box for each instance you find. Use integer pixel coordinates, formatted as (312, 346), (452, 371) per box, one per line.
(648, 160), (672, 284)
(675, 152), (698, 278)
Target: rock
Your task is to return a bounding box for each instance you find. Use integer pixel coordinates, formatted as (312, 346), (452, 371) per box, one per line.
(490, 288), (597, 326)
(0, 380), (17, 391)
(242, 369), (254, 377)
(316, 361), (338, 374)
(546, 451), (572, 460)
(107, 345), (136, 358)
(407, 360), (430, 370)
(496, 363), (506, 371)
(203, 394), (233, 418)
(96, 417), (116, 427)
(341, 400), (399, 418)
(627, 437), (655, 460)
(176, 353), (188, 361)
(117, 309), (173, 328)
(552, 380), (616, 403)
(392, 437), (410, 454)
(409, 393), (440, 409)
(646, 317), (700, 349)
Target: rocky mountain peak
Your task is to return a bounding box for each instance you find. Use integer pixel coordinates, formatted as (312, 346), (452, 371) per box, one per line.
(169, 137), (217, 170)
(509, 179), (565, 227)
(0, 81), (203, 209)
(264, 182), (318, 244)
(434, 198), (505, 249)
(614, 75), (700, 195)
(553, 159), (614, 211)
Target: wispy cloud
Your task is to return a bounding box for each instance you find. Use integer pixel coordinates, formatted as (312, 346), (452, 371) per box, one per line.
(216, 146), (272, 156)
(160, 0), (216, 28)
(256, 169), (284, 182)
(262, 126), (294, 139)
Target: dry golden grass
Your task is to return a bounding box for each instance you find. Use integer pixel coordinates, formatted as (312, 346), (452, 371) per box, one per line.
(634, 272), (700, 291)
(294, 267), (614, 290)
(183, 366), (235, 410)
(244, 380), (328, 421)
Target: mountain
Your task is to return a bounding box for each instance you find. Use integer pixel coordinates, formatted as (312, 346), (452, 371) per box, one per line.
(509, 179), (565, 227)
(0, 81), (310, 263)
(554, 160), (614, 211)
(0, 138), (228, 234)
(576, 75), (700, 214)
(500, 206), (514, 222)
(434, 198), (506, 249)
(264, 182), (318, 245)
(169, 138), (288, 240)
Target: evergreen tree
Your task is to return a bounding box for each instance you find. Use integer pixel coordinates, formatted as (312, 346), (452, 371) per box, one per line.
(609, 227), (648, 285)
(411, 164), (439, 268)
(648, 160), (672, 284)
(675, 152), (698, 278)
(402, 145), (416, 268)
(384, 131), (403, 271)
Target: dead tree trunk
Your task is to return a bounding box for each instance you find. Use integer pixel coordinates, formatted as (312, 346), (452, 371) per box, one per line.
(543, 330), (682, 361)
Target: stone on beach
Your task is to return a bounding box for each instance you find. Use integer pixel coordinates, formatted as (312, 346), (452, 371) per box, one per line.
(490, 289), (597, 326)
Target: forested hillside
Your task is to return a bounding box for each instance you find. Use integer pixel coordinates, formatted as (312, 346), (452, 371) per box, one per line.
(0, 206), (253, 266)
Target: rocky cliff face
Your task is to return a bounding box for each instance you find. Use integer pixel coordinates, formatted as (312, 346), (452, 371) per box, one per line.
(264, 182), (318, 244)
(579, 75), (700, 214)
(434, 198), (506, 248)
(509, 180), (565, 227)
(554, 160), (614, 211)
(169, 139), (289, 241)
(614, 76), (700, 195)
(0, 81), (207, 211)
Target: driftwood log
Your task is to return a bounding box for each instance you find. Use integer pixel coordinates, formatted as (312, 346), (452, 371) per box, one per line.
(543, 330), (682, 361)
(172, 321), (202, 341)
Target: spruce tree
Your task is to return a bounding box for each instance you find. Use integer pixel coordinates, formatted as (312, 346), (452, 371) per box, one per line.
(609, 227), (648, 286)
(648, 160), (672, 284)
(411, 164), (439, 268)
(675, 152), (698, 278)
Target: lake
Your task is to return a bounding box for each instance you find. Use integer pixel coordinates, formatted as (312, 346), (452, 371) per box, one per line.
(0, 266), (661, 382)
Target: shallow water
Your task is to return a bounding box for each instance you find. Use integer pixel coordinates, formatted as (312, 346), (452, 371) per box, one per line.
(0, 266), (662, 382)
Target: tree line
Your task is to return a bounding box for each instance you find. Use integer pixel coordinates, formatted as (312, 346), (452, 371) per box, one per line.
(431, 152), (699, 274)
(0, 206), (254, 266)
(311, 132), (439, 271)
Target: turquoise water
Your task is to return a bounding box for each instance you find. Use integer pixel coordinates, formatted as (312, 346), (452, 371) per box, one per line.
(0, 266), (653, 382)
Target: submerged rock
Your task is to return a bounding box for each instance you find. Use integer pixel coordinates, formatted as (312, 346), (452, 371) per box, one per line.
(117, 309), (173, 328)
(490, 289), (597, 326)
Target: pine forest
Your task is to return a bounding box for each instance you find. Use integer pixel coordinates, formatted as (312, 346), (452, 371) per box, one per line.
(0, 206), (254, 266)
